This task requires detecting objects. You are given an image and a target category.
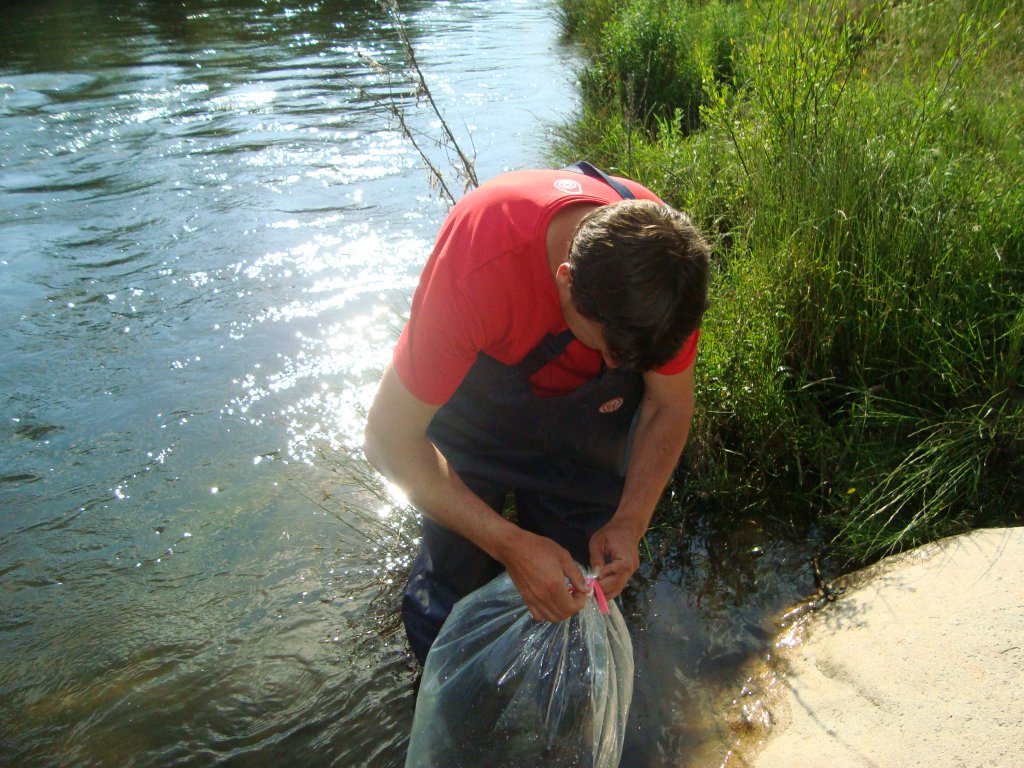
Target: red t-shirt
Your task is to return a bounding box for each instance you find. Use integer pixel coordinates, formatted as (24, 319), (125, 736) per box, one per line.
(393, 169), (700, 406)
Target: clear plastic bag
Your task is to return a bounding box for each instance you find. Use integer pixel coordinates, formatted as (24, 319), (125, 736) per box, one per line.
(405, 567), (634, 768)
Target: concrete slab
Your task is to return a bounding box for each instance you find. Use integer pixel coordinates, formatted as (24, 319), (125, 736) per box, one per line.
(736, 527), (1024, 768)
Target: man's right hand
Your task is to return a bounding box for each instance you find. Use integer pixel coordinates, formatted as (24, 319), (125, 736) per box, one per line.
(365, 365), (589, 623)
(498, 529), (589, 623)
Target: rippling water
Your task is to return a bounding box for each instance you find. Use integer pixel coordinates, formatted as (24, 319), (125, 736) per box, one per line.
(0, 1), (819, 766)
(0, 1), (586, 765)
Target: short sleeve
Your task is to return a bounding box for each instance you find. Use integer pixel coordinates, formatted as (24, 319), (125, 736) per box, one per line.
(654, 329), (700, 375)
(393, 252), (487, 406)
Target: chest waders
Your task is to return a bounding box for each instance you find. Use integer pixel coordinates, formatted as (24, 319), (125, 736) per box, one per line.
(401, 163), (643, 665)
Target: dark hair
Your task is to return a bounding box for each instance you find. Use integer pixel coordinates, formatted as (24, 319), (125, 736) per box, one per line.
(568, 199), (710, 371)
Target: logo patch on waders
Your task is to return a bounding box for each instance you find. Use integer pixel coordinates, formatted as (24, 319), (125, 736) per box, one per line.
(598, 396), (624, 414)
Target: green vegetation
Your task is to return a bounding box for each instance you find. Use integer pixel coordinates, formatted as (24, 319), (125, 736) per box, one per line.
(552, 0), (1024, 566)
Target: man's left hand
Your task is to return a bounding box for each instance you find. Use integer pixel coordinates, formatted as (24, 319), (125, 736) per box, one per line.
(588, 518), (641, 600)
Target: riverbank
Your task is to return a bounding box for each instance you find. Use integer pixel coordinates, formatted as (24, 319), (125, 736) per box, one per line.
(727, 526), (1024, 767)
(553, 0), (1024, 566)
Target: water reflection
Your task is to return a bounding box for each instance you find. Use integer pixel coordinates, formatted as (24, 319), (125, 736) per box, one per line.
(2, 0), (583, 765)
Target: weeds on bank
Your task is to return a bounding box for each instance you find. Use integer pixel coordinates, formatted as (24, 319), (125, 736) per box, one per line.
(835, 396), (1024, 560)
(555, 0), (1024, 566)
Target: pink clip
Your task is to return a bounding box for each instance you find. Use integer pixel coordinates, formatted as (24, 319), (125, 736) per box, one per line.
(568, 577), (609, 614)
(586, 577), (609, 614)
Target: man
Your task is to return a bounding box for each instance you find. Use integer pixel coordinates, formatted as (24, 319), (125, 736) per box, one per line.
(364, 164), (710, 665)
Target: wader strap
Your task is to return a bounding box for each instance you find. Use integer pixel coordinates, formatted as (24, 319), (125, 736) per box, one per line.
(565, 161), (636, 200)
(515, 328), (575, 377)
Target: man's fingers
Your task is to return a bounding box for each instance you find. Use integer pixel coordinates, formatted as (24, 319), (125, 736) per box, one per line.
(564, 558), (589, 595)
(525, 586), (583, 623)
(506, 537), (590, 623)
(595, 557), (632, 599)
(589, 537), (609, 572)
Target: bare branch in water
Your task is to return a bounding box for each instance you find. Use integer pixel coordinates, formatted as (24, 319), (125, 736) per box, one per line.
(357, 0), (478, 206)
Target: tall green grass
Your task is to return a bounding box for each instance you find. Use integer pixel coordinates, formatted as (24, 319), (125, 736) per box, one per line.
(554, 0), (1024, 566)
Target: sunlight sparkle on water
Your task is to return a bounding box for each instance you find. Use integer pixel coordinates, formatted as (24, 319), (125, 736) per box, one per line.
(209, 88), (277, 111)
(224, 221), (429, 463)
(382, 479), (410, 510)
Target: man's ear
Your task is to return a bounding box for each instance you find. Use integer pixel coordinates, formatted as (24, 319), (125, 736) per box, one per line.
(555, 262), (572, 289)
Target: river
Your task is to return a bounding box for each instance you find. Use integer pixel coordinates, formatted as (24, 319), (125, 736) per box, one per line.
(0, 1), (817, 766)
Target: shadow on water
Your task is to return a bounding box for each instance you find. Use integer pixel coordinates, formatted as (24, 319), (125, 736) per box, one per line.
(1, 0), (396, 73)
(618, 497), (823, 767)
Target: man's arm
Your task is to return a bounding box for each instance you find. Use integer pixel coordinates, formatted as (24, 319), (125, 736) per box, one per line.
(588, 364), (696, 598)
(363, 363), (589, 621)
